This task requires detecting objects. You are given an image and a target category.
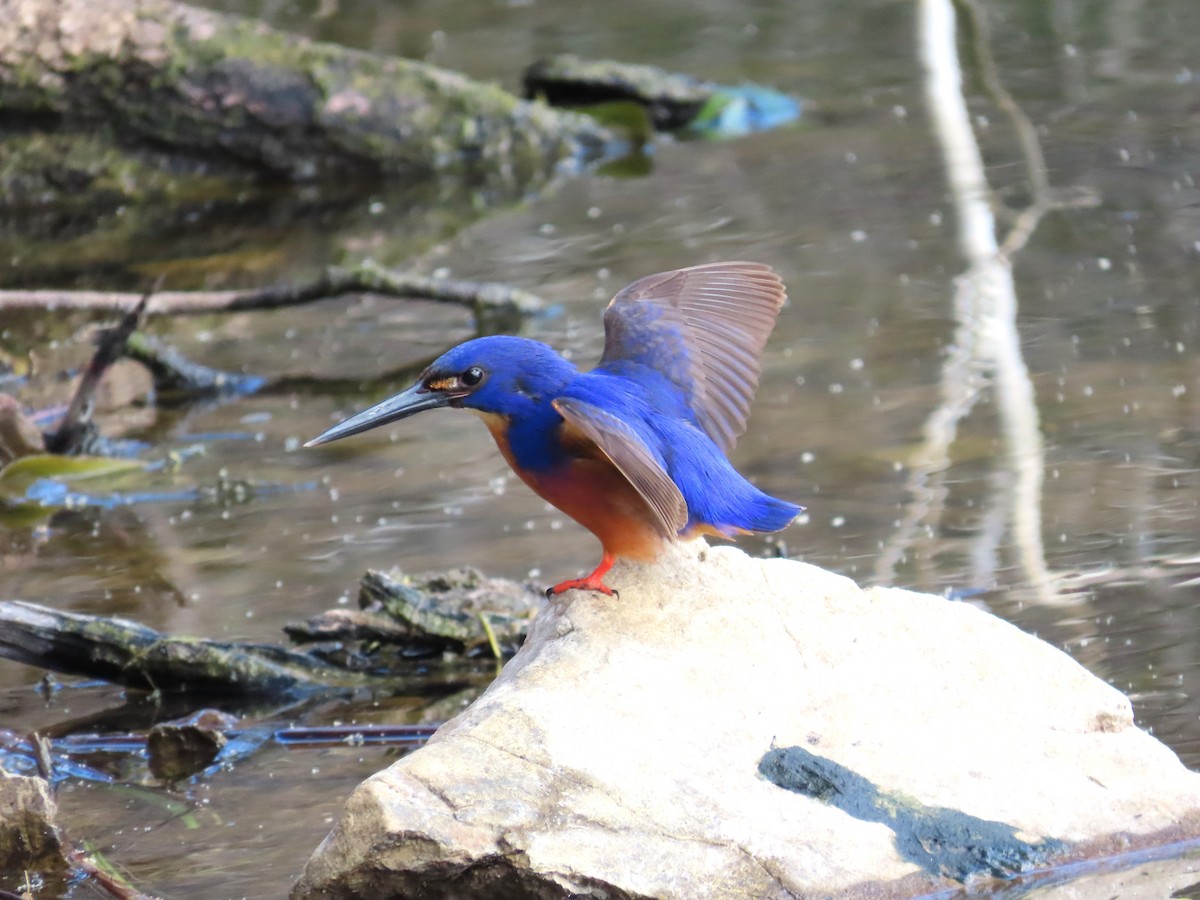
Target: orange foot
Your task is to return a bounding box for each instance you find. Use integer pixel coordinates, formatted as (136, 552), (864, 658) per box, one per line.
(546, 553), (618, 598)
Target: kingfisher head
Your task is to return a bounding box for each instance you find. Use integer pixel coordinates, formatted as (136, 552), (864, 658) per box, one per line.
(305, 335), (575, 447)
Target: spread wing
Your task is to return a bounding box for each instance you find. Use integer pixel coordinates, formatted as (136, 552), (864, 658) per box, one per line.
(553, 397), (688, 538)
(598, 261), (786, 454)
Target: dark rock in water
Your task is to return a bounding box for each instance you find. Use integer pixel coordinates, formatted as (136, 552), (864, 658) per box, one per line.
(524, 54), (802, 136)
(0, 770), (67, 873)
(148, 710), (237, 782)
(525, 54), (714, 130)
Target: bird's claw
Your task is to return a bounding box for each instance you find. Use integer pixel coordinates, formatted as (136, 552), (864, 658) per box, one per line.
(546, 578), (619, 599)
(546, 554), (619, 598)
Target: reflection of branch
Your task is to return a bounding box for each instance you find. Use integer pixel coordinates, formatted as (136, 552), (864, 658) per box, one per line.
(955, 0), (1048, 200)
(954, 0), (1100, 257)
(0, 260), (545, 321)
(873, 296), (987, 580)
(878, 0), (1060, 603)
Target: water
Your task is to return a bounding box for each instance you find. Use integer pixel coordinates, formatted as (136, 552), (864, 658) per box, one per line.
(3, 0), (1200, 895)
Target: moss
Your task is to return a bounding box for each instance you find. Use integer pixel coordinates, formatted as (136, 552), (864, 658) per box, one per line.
(2, 0), (612, 190)
(0, 131), (242, 207)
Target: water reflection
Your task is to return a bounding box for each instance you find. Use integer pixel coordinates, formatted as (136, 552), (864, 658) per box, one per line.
(879, 0), (1060, 602)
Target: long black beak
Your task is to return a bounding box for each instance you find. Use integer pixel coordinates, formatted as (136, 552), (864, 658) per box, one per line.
(304, 382), (451, 447)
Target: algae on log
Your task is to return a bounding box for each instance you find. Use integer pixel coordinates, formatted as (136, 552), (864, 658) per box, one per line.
(0, 599), (353, 694)
(0, 0), (612, 191)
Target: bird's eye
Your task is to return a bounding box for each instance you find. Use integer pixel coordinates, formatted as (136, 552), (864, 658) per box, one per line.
(461, 366), (485, 387)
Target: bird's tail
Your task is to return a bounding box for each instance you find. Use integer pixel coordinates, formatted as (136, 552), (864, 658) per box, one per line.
(684, 481), (802, 539)
(664, 419), (802, 538)
(728, 491), (803, 536)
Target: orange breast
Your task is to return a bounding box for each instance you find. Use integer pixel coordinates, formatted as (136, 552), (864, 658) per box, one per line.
(476, 411), (667, 562)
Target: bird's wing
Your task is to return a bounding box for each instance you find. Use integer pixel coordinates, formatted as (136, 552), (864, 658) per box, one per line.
(599, 261), (786, 454)
(553, 397), (688, 538)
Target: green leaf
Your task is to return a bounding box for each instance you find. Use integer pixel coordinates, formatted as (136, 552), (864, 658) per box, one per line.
(0, 454), (146, 499)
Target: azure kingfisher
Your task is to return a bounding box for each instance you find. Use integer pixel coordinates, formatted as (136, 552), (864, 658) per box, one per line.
(306, 261), (802, 597)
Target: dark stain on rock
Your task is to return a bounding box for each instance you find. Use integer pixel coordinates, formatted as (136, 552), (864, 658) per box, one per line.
(759, 745), (1067, 882)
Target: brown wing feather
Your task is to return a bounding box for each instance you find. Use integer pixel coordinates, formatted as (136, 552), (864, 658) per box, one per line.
(553, 398), (688, 539)
(599, 261), (787, 453)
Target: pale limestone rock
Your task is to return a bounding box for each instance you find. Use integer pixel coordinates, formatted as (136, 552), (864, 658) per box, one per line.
(293, 542), (1200, 899)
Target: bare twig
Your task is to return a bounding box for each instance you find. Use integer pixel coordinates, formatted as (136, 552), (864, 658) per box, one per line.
(65, 846), (162, 900)
(30, 732), (54, 781)
(43, 292), (152, 455)
(123, 332), (265, 399)
(0, 261), (545, 320)
(955, 0), (1049, 200)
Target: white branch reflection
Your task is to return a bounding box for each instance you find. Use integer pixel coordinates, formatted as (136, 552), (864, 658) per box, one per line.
(876, 0), (1061, 603)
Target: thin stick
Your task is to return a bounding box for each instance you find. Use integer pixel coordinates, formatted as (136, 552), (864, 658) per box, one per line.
(43, 291), (151, 454)
(0, 261), (544, 319)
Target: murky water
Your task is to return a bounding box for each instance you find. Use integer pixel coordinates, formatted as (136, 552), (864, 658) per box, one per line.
(3, 0), (1200, 895)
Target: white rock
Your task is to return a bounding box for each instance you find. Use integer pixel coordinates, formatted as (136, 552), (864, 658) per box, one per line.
(293, 542), (1200, 899)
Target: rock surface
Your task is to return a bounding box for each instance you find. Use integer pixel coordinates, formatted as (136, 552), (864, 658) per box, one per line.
(0, 770), (66, 873)
(293, 542), (1200, 899)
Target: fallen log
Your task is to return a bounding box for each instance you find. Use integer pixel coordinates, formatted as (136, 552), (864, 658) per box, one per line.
(0, 0), (612, 198)
(286, 566), (542, 656)
(0, 600), (350, 694)
(0, 568), (541, 693)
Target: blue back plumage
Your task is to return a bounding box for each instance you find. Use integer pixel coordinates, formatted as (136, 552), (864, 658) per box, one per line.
(563, 370), (799, 534)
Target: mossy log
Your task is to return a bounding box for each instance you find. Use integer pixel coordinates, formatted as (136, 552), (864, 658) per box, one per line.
(0, 567), (540, 694)
(0, 600), (351, 694)
(0, 0), (612, 195)
(286, 566), (542, 655)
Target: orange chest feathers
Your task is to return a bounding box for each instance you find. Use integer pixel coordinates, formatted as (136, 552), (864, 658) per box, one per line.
(474, 411), (668, 562)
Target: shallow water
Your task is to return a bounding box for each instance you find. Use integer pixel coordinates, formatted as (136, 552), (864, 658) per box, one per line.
(3, 0), (1200, 895)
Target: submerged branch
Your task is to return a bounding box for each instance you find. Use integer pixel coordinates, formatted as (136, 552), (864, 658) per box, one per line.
(0, 261), (545, 321)
(124, 331), (266, 399)
(0, 569), (540, 694)
(0, 600), (353, 694)
(43, 292), (152, 455)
